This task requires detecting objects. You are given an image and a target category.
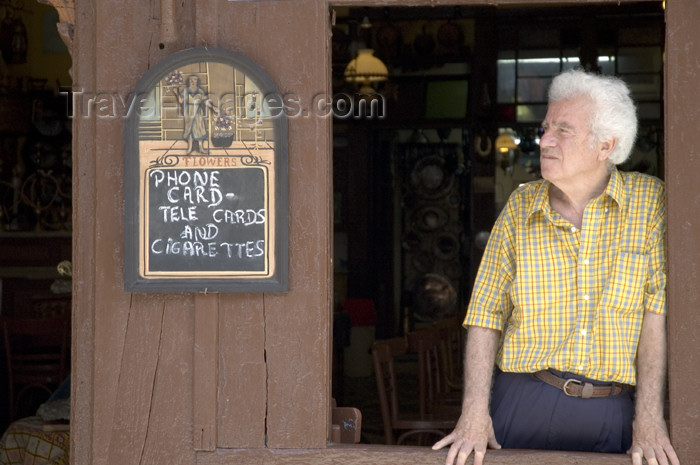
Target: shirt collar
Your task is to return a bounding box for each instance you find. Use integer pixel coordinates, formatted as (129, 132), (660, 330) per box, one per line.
(603, 167), (625, 210)
(526, 167), (625, 221)
(526, 180), (551, 221)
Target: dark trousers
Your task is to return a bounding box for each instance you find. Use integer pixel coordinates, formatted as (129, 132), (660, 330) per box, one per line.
(490, 370), (634, 453)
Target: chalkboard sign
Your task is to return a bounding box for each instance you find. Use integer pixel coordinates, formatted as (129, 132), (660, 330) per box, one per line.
(124, 47), (288, 292)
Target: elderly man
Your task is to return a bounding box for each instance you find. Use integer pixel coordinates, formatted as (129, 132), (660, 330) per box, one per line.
(433, 69), (679, 465)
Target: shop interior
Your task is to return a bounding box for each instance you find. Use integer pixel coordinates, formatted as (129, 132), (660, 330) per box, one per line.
(330, 2), (664, 444)
(0, 0), (72, 432)
(0, 0), (664, 445)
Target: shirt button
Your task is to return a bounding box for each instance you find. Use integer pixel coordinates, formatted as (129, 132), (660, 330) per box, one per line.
(570, 226), (577, 232)
(580, 329), (587, 336)
(583, 258), (590, 265)
(577, 365), (584, 371)
(583, 294), (590, 301)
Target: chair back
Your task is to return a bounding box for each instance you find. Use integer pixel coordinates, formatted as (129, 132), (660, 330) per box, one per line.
(407, 326), (444, 417)
(331, 406), (362, 444)
(432, 316), (465, 391)
(371, 337), (408, 444)
(2, 316), (70, 420)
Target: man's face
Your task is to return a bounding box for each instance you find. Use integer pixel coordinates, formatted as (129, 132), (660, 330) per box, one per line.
(539, 96), (606, 186)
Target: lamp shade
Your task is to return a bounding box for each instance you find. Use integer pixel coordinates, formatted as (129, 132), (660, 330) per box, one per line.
(495, 132), (518, 153)
(344, 49), (388, 93)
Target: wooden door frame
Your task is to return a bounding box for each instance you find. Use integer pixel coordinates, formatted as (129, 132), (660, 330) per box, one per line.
(56, 0), (699, 463)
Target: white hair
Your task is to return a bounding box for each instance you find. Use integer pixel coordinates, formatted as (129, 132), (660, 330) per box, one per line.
(548, 69), (637, 165)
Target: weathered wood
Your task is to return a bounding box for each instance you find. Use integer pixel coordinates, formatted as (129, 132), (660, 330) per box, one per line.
(330, 0), (658, 5)
(664, 2), (700, 464)
(198, 0), (334, 449)
(217, 294), (266, 448)
(69, 0), (96, 462)
(141, 296), (196, 464)
(160, 0), (177, 44)
(196, 446), (632, 465)
(104, 295), (164, 464)
(66, 0), (699, 464)
(194, 293), (219, 451)
(90, 3), (161, 463)
(71, 1), (199, 464)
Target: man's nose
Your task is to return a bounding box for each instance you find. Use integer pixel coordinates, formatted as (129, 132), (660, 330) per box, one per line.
(539, 130), (555, 148)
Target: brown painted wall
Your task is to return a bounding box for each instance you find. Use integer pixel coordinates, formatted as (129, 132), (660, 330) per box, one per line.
(69, 1), (700, 464)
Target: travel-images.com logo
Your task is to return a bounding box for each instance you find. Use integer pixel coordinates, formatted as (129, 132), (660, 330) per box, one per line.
(59, 88), (387, 120)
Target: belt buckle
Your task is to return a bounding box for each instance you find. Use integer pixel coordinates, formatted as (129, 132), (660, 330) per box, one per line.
(563, 378), (583, 397)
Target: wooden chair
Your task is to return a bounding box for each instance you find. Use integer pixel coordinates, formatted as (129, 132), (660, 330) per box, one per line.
(407, 326), (462, 419)
(432, 316), (466, 392)
(331, 406), (362, 444)
(1, 316), (70, 420)
(371, 337), (457, 445)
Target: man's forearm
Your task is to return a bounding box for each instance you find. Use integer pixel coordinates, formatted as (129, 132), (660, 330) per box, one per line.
(462, 326), (501, 413)
(635, 311), (667, 422)
(629, 310), (679, 465)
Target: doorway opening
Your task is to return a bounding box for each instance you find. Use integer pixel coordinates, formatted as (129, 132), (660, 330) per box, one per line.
(330, 2), (665, 445)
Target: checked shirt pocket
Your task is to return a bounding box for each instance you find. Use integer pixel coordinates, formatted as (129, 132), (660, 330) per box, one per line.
(605, 252), (648, 313)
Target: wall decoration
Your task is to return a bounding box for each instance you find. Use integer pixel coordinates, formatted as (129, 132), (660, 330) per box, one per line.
(124, 47), (288, 293)
(400, 142), (466, 323)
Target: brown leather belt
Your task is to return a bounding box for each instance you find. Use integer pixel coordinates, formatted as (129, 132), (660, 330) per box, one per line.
(533, 370), (633, 399)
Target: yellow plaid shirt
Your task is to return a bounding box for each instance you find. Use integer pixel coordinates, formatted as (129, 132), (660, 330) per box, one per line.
(464, 169), (666, 385)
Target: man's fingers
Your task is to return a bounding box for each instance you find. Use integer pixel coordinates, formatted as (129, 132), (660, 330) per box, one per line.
(665, 443), (681, 465)
(443, 441), (462, 465)
(653, 445), (669, 465)
(637, 445), (662, 465)
(444, 446), (456, 465)
(440, 440), (479, 465)
(472, 449), (486, 465)
(433, 438), (447, 450)
(630, 440), (680, 465)
(432, 436), (451, 451)
(630, 446), (644, 465)
(453, 449), (468, 465)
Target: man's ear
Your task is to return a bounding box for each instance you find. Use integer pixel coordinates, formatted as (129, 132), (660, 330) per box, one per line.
(598, 138), (616, 161)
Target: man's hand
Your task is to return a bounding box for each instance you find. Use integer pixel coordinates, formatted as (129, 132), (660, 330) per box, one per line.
(632, 311), (680, 465)
(435, 326), (501, 465)
(432, 407), (501, 465)
(629, 413), (679, 465)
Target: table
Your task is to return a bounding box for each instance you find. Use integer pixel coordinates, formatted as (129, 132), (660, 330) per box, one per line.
(0, 417), (69, 465)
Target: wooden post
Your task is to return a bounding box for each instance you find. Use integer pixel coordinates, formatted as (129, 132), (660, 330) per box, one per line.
(193, 293), (219, 451)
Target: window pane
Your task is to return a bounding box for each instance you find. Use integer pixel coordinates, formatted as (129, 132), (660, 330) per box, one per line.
(624, 73), (662, 100)
(497, 51), (516, 103)
(517, 76), (552, 103)
(517, 49), (560, 77)
(618, 46), (663, 73)
(517, 104), (547, 123)
(598, 51), (616, 75)
(562, 49), (580, 71)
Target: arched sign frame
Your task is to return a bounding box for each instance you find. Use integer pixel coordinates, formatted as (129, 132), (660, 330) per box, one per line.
(124, 47), (288, 292)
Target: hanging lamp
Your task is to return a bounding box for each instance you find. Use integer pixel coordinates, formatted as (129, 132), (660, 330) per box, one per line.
(344, 49), (388, 94)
